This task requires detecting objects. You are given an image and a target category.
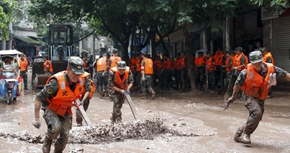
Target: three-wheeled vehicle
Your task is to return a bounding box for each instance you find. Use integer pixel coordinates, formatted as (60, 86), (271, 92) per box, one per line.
(0, 50), (24, 104)
(32, 24), (74, 90)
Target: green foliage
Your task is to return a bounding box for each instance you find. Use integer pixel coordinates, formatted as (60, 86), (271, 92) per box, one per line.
(26, 0), (290, 49)
(0, 0), (16, 40)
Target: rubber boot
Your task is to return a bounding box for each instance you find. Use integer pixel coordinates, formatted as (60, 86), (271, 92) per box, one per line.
(240, 134), (251, 144)
(42, 135), (53, 153)
(234, 127), (243, 142)
(151, 91), (156, 100)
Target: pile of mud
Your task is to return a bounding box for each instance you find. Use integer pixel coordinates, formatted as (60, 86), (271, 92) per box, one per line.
(0, 119), (216, 144)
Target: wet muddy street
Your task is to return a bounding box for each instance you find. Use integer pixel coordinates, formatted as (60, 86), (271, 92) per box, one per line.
(0, 73), (289, 152)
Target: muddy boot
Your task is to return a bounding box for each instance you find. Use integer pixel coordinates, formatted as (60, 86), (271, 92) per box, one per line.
(110, 113), (116, 123)
(115, 117), (122, 123)
(234, 127), (243, 142)
(240, 134), (251, 144)
(99, 92), (103, 99)
(151, 91), (156, 100)
(42, 135), (53, 153)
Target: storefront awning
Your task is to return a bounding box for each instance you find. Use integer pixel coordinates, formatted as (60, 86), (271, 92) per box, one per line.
(14, 35), (42, 46)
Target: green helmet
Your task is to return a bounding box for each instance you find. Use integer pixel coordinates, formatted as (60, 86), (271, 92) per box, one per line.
(117, 61), (126, 70)
(68, 56), (84, 74)
(249, 51), (263, 64)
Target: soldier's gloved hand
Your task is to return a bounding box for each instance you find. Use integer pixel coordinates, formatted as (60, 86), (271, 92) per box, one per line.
(121, 90), (125, 94)
(141, 77), (145, 81)
(124, 90), (130, 95)
(232, 67), (237, 70)
(221, 96), (235, 110)
(32, 118), (41, 129)
(79, 100), (84, 106)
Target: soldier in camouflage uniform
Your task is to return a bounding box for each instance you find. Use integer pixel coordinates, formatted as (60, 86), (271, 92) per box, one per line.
(223, 51), (290, 144)
(205, 51), (216, 91)
(76, 72), (95, 126)
(32, 56), (85, 153)
(94, 53), (109, 98)
(108, 61), (134, 123)
(141, 51), (156, 99)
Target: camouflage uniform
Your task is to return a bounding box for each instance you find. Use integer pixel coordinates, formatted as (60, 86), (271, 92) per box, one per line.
(233, 64), (287, 142)
(96, 71), (108, 96)
(141, 60), (155, 98)
(76, 75), (92, 126)
(36, 78), (72, 153)
(207, 70), (216, 90)
(195, 66), (205, 90)
(108, 68), (134, 122)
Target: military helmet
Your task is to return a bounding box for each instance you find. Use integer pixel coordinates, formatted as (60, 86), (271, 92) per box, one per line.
(112, 48), (118, 53)
(261, 47), (269, 52)
(117, 61), (126, 70)
(234, 47), (243, 52)
(249, 51), (263, 64)
(68, 56), (84, 74)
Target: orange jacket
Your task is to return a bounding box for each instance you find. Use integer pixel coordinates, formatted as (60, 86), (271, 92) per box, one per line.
(173, 58), (180, 70)
(192, 56), (195, 67)
(81, 72), (95, 99)
(263, 52), (274, 64)
(195, 56), (204, 66)
(96, 57), (108, 72)
(111, 67), (130, 89)
(136, 58), (142, 72)
(142, 57), (153, 75)
(242, 63), (274, 100)
(110, 56), (121, 69)
(165, 57), (172, 70)
(130, 57), (138, 72)
(179, 56), (187, 69)
(83, 59), (88, 68)
(206, 56), (215, 71)
(154, 59), (163, 71)
(43, 60), (53, 72)
(243, 53), (249, 65)
(20, 59), (28, 72)
(214, 51), (223, 66)
(233, 53), (247, 71)
(46, 71), (84, 117)
(225, 56), (233, 72)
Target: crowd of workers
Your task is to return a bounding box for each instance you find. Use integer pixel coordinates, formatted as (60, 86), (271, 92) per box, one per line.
(30, 42), (290, 152)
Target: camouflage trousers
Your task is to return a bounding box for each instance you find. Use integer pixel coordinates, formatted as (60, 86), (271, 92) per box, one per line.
(141, 75), (155, 96)
(42, 108), (72, 153)
(96, 71), (108, 93)
(180, 69), (189, 90)
(110, 91), (125, 122)
(20, 71), (27, 89)
(195, 66), (205, 90)
(75, 98), (90, 125)
(237, 96), (265, 135)
(206, 70), (215, 90)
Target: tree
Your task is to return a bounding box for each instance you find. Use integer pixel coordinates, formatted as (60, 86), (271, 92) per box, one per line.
(0, 0), (15, 41)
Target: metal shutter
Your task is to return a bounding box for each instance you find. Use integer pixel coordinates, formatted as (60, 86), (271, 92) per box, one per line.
(272, 16), (290, 72)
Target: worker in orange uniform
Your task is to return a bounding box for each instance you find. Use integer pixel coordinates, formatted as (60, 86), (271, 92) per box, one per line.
(43, 56), (53, 75)
(173, 53), (181, 89)
(205, 51), (215, 91)
(20, 54), (29, 90)
(76, 71), (95, 126)
(195, 51), (205, 91)
(107, 49), (121, 71)
(262, 47), (275, 98)
(214, 48), (224, 88)
(108, 61), (134, 123)
(224, 51), (234, 94)
(223, 51), (290, 144)
(95, 53), (109, 98)
(141, 51), (156, 99)
(179, 51), (187, 90)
